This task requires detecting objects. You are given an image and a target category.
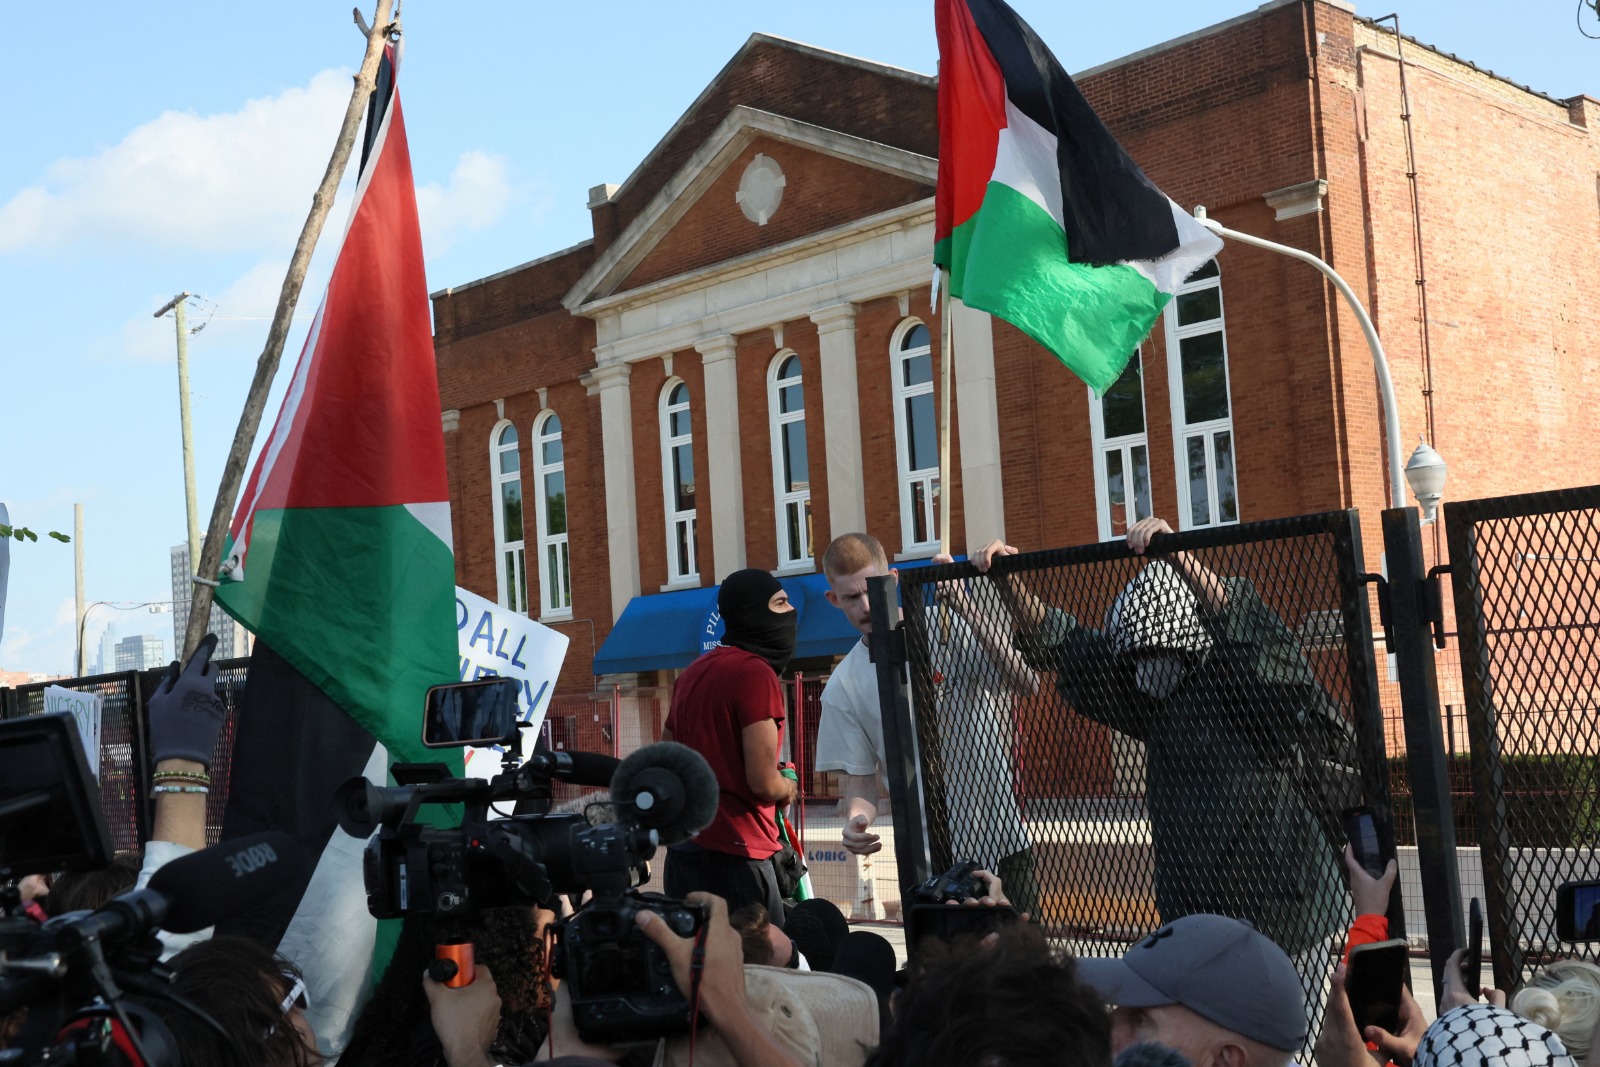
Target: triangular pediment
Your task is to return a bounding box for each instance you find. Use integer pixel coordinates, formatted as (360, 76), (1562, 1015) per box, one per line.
(563, 106), (936, 312)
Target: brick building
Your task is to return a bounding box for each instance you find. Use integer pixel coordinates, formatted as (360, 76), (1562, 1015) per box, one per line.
(432, 0), (1600, 702)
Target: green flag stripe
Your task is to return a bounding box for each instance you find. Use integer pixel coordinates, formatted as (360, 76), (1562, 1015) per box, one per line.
(938, 181), (1170, 395)
(215, 505), (460, 769)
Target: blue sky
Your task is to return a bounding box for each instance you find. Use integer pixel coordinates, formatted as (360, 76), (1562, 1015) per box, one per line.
(2, 1), (1594, 676)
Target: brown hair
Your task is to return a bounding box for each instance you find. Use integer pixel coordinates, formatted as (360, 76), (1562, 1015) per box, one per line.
(866, 924), (1111, 1067)
(823, 533), (889, 580)
(47, 853), (141, 916)
(729, 903), (777, 966)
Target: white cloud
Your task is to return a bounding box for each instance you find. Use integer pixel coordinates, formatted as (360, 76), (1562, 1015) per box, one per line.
(415, 150), (512, 255)
(0, 70), (352, 255)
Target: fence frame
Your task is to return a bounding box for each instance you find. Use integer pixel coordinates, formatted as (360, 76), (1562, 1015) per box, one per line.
(1444, 484), (1600, 990)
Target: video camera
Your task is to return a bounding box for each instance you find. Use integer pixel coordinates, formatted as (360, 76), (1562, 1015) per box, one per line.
(337, 677), (721, 1044)
(0, 713), (305, 1065)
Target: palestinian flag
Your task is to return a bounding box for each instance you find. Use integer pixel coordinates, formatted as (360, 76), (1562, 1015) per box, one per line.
(934, 0), (1222, 393)
(212, 41), (458, 1056)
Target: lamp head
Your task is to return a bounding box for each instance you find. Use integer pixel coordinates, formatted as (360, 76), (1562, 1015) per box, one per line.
(1404, 438), (1448, 524)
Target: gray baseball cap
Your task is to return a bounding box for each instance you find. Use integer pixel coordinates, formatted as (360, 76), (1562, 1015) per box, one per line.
(1076, 914), (1307, 1052)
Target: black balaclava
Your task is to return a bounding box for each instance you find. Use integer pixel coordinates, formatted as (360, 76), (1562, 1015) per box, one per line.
(718, 568), (798, 676)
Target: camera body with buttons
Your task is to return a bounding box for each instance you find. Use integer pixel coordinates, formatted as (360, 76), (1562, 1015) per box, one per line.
(553, 890), (709, 1043)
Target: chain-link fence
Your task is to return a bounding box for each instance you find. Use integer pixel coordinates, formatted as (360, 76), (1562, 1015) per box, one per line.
(1445, 485), (1600, 989)
(1, 660), (252, 852)
(892, 511), (1396, 1046)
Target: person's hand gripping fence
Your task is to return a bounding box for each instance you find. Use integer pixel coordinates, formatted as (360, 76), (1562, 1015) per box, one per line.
(148, 633), (226, 767)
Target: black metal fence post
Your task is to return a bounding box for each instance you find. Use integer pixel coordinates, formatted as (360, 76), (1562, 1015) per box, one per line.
(1383, 507), (1464, 999)
(867, 573), (931, 896)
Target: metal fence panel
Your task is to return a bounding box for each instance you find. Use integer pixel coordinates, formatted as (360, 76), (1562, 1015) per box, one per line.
(1445, 484), (1600, 990)
(892, 510), (1395, 1045)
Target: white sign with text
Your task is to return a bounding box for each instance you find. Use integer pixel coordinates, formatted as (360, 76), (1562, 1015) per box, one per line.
(455, 586), (570, 779)
(44, 685), (102, 780)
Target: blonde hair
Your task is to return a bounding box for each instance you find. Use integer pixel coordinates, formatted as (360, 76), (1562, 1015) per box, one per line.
(1513, 959), (1600, 1063)
(822, 532), (889, 580)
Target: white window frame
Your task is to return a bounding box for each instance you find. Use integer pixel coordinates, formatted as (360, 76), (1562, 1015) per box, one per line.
(489, 420), (529, 613)
(1164, 262), (1240, 530)
(891, 318), (939, 556)
(660, 378), (699, 586)
(532, 410), (572, 619)
(767, 351), (814, 573)
(1087, 349), (1153, 542)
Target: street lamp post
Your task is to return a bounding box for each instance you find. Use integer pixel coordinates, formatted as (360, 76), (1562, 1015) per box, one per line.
(76, 601), (175, 678)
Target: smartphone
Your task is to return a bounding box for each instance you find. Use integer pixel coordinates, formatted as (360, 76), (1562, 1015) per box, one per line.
(422, 677), (522, 748)
(1556, 881), (1600, 941)
(1461, 897), (1483, 996)
(906, 902), (1018, 960)
(1346, 939), (1408, 1034)
(1343, 805), (1387, 879)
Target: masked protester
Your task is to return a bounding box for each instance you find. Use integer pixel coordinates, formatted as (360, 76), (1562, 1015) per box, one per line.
(660, 569), (800, 918)
(976, 517), (1352, 1041)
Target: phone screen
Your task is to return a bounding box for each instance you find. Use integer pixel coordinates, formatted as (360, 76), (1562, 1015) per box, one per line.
(422, 678), (522, 748)
(1346, 939), (1408, 1034)
(1557, 881), (1600, 941)
(1343, 806), (1386, 879)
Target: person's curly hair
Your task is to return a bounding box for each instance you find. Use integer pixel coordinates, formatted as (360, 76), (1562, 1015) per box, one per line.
(865, 923), (1111, 1067)
(341, 905), (551, 1066)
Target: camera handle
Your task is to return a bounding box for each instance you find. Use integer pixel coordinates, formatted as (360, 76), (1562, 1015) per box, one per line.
(430, 940), (476, 988)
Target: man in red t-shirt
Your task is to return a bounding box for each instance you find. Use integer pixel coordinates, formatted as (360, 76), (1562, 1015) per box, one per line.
(662, 568), (799, 917)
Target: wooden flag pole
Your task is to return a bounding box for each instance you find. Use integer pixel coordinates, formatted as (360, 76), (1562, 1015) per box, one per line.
(182, 1), (396, 658)
(938, 272), (954, 558)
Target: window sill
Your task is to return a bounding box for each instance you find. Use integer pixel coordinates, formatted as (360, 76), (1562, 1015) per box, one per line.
(774, 561), (817, 577)
(659, 578), (702, 593)
(539, 610), (575, 623)
(893, 548), (938, 563)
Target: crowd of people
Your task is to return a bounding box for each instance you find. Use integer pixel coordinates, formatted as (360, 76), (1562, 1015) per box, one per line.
(6, 521), (1600, 1067)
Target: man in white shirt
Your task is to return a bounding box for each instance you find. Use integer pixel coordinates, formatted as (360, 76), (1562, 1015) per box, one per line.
(813, 532), (1039, 916)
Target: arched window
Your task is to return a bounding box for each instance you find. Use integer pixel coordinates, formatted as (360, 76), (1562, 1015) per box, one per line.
(533, 412), (570, 616)
(660, 380), (698, 584)
(1164, 260), (1238, 528)
(490, 422), (528, 613)
(768, 352), (812, 570)
(1088, 350), (1152, 541)
(891, 320), (938, 553)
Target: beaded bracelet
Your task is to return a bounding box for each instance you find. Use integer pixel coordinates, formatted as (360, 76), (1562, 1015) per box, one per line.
(152, 772), (210, 786)
(151, 785), (209, 795)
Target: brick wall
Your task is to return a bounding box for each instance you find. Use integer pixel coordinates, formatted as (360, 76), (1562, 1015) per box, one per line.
(432, 1), (1600, 687)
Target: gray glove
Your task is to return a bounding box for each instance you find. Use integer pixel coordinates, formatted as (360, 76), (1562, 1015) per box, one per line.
(148, 633), (226, 766)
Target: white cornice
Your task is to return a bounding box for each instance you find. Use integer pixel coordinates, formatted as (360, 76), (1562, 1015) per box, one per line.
(579, 198), (933, 323)
(563, 107), (935, 313)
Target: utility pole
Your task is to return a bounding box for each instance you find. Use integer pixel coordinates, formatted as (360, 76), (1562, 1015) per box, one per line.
(73, 504), (85, 676)
(155, 292), (202, 635)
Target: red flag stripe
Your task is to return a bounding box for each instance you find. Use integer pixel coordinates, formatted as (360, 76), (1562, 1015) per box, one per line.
(935, 0), (1009, 245)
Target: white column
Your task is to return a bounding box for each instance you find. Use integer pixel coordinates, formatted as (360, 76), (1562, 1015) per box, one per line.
(593, 362), (641, 621)
(810, 303), (868, 537)
(952, 298), (1006, 548)
(696, 334), (746, 581)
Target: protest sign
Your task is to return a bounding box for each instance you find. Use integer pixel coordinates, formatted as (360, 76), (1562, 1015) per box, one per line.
(44, 685), (102, 779)
(456, 586), (570, 779)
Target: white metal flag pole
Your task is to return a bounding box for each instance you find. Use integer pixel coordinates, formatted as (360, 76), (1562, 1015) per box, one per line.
(938, 270), (955, 556)
(1192, 207), (1406, 509)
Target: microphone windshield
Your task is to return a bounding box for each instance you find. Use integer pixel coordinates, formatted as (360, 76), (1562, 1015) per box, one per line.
(147, 831), (306, 933)
(610, 742), (719, 845)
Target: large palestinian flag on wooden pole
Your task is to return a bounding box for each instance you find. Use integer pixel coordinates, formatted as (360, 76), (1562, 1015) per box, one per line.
(934, 0), (1222, 393)
(212, 40), (458, 1055)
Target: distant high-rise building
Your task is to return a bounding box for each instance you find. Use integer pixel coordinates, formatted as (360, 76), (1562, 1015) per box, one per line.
(115, 634), (165, 672)
(94, 625), (118, 675)
(170, 538), (248, 659)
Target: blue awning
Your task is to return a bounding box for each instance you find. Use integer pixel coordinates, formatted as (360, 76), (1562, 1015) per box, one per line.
(592, 558), (950, 675)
